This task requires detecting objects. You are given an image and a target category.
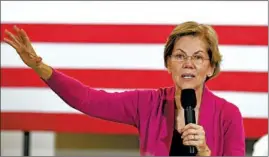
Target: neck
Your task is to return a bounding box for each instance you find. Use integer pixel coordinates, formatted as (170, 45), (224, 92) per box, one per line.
(174, 85), (204, 110)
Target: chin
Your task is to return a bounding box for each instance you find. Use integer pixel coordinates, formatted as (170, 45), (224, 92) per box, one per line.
(177, 83), (196, 90)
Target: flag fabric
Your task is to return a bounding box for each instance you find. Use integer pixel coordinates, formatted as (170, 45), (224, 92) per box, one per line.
(1, 1), (268, 139)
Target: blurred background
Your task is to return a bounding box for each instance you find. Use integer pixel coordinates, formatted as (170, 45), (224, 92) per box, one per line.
(1, 1), (268, 156)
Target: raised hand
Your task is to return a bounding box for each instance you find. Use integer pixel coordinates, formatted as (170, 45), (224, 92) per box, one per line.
(4, 25), (52, 80)
(4, 25), (42, 69)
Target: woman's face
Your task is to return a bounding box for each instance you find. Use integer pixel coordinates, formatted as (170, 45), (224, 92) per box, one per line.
(167, 35), (214, 90)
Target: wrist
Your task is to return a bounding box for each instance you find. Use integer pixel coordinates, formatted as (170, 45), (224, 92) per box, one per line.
(197, 145), (211, 156)
(32, 62), (53, 80)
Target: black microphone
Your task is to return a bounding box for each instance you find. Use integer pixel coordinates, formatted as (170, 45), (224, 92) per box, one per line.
(181, 88), (198, 156)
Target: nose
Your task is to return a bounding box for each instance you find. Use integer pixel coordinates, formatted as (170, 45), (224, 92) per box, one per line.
(182, 57), (195, 69)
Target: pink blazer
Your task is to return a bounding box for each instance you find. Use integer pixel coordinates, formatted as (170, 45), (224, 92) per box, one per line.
(44, 69), (246, 156)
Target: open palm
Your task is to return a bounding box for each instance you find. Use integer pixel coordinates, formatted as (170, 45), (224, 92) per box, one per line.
(4, 25), (42, 68)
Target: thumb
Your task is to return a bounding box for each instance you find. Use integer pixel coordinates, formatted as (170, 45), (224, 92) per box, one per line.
(35, 56), (43, 65)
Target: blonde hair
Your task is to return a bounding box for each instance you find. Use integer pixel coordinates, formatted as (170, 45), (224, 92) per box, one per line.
(164, 21), (222, 81)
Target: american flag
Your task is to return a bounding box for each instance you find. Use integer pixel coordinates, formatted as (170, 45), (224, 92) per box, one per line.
(1, 1), (268, 139)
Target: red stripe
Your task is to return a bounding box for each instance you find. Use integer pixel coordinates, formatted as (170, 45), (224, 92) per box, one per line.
(1, 112), (267, 139)
(1, 23), (267, 45)
(1, 68), (267, 92)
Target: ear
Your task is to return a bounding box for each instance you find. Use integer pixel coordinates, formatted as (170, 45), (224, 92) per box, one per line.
(207, 64), (215, 77)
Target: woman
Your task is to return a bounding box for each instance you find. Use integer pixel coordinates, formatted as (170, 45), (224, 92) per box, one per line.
(3, 21), (245, 156)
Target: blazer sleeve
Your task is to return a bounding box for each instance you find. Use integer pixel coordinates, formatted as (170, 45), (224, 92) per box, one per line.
(43, 68), (155, 127)
(222, 102), (246, 156)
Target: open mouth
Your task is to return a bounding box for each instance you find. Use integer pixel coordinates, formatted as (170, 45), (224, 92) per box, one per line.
(181, 74), (195, 79)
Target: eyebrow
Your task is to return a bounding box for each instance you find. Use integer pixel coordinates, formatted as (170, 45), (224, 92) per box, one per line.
(175, 48), (205, 55)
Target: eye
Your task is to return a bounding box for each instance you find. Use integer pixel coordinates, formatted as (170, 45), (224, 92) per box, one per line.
(175, 54), (185, 59)
(193, 55), (203, 60)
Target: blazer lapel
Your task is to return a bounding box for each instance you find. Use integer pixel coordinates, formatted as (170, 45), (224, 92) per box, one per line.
(158, 85), (216, 155)
(158, 86), (175, 155)
(198, 85), (216, 153)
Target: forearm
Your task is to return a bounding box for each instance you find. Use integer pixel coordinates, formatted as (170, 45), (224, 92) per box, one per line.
(42, 67), (90, 113)
(41, 67), (141, 125)
(32, 62), (53, 80)
(33, 62), (90, 112)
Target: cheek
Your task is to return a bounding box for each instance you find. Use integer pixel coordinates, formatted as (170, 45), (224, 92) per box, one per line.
(171, 66), (182, 77)
(196, 66), (210, 80)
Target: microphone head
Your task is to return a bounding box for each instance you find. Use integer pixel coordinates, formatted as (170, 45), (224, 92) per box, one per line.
(181, 88), (197, 109)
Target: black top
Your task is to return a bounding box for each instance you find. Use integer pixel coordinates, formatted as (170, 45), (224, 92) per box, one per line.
(169, 129), (198, 156)
(170, 100), (198, 156)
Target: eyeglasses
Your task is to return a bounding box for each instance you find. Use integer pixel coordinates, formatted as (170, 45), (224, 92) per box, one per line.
(170, 53), (210, 65)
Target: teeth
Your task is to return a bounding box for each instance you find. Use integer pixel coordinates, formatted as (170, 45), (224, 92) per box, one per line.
(182, 74), (195, 78)
(183, 76), (193, 78)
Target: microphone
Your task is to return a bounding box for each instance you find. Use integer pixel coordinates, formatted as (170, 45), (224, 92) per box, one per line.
(181, 88), (198, 156)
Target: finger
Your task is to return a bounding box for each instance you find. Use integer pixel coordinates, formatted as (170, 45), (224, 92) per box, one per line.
(183, 140), (200, 147)
(3, 37), (19, 50)
(8, 26), (22, 43)
(20, 29), (31, 44)
(183, 140), (204, 148)
(13, 25), (24, 43)
(183, 134), (204, 143)
(183, 132), (206, 143)
(184, 128), (205, 136)
(184, 139), (204, 148)
(181, 128), (198, 138)
(5, 29), (21, 45)
(183, 134), (198, 142)
(182, 123), (203, 132)
(35, 56), (42, 63)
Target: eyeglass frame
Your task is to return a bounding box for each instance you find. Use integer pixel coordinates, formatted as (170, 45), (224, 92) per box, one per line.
(169, 53), (210, 65)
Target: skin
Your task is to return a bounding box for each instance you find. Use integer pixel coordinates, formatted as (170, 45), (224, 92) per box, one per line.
(167, 35), (215, 156)
(4, 26), (53, 80)
(5, 26), (213, 156)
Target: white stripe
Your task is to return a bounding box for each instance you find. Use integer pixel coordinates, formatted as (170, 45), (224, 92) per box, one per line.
(1, 88), (267, 118)
(1, 43), (267, 72)
(213, 91), (268, 119)
(1, 1), (267, 25)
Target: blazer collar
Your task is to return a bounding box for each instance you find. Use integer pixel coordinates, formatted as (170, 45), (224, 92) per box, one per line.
(164, 85), (215, 125)
(162, 85), (216, 140)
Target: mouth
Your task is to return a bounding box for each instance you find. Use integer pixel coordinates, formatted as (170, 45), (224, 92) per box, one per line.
(181, 73), (195, 79)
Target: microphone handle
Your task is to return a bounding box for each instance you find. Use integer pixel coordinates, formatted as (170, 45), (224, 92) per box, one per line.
(184, 106), (198, 156)
(184, 106), (196, 124)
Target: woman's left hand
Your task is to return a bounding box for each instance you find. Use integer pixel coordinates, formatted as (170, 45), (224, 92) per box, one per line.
(181, 123), (211, 156)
